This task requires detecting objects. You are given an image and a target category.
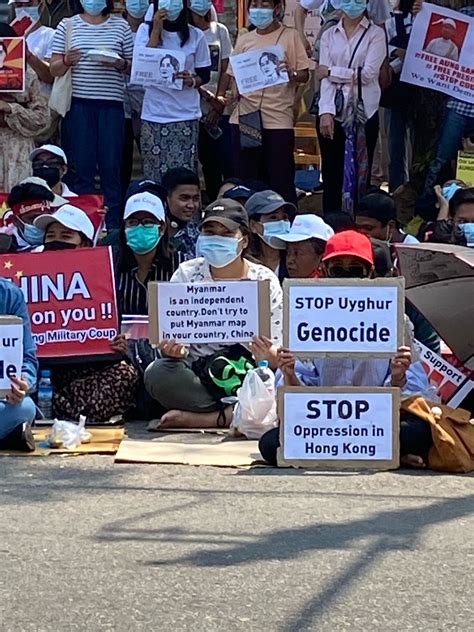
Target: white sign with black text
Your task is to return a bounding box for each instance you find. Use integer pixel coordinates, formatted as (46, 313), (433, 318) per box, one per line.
(230, 45), (289, 94)
(131, 47), (186, 90)
(0, 317), (23, 397)
(278, 387), (400, 470)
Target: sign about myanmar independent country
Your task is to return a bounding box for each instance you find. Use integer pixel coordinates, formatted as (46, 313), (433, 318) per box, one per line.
(283, 278), (405, 358)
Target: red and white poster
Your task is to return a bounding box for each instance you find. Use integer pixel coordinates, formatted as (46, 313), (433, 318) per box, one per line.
(401, 3), (474, 104)
(0, 37), (25, 92)
(0, 247), (119, 358)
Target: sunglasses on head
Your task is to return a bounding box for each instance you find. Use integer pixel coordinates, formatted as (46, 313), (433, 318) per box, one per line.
(326, 264), (369, 278)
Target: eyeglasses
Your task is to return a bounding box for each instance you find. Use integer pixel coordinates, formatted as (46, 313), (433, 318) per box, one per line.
(327, 264), (368, 278)
(125, 218), (160, 227)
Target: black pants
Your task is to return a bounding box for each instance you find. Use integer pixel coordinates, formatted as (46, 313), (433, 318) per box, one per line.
(198, 115), (233, 202)
(121, 118), (141, 200)
(259, 412), (433, 467)
(316, 112), (379, 213)
(230, 124), (297, 206)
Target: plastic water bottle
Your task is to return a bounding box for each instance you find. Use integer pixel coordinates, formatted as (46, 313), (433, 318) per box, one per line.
(255, 360), (275, 398)
(37, 369), (53, 420)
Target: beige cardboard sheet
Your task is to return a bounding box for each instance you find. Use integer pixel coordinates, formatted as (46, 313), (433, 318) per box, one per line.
(115, 438), (263, 467)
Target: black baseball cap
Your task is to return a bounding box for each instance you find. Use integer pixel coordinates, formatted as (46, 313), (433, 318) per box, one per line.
(126, 179), (167, 204)
(223, 185), (254, 202)
(201, 199), (249, 231)
(356, 192), (397, 225)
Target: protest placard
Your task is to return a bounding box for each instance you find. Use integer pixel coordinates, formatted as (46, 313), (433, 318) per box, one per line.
(0, 316), (23, 397)
(401, 3), (474, 104)
(148, 280), (270, 345)
(283, 278), (404, 358)
(0, 37), (25, 92)
(415, 339), (466, 403)
(230, 45), (289, 95)
(0, 247), (118, 358)
(277, 387), (400, 470)
(457, 151), (474, 185)
(10, 8), (40, 36)
(131, 47), (185, 90)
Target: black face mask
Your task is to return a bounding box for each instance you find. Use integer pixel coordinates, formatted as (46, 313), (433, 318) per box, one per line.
(32, 165), (61, 188)
(43, 241), (78, 251)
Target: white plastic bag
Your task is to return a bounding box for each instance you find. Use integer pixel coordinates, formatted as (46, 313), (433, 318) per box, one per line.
(230, 369), (278, 439)
(47, 415), (91, 449)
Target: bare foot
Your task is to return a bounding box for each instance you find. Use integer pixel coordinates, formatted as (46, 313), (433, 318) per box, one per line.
(401, 454), (426, 469)
(160, 406), (232, 429)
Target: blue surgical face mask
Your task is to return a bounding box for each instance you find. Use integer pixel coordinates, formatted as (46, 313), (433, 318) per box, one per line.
(126, 225), (161, 254)
(190, 0), (212, 17)
(81, 0), (107, 16)
(442, 183), (462, 201)
(21, 222), (45, 247)
(261, 219), (291, 249)
(459, 223), (474, 247)
(196, 234), (242, 268)
(340, 0), (367, 19)
(126, 0), (150, 18)
(159, 0), (183, 22)
(248, 8), (275, 29)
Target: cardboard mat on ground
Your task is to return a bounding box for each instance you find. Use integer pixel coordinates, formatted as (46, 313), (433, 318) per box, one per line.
(0, 427), (124, 457)
(115, 437), (264, 468)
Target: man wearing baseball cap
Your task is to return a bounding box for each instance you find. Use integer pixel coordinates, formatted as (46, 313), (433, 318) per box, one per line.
(355, 192), (418, 245)
(425, 17), (459, 61)
(30, 145), (77, 199)
(259, 230), (433, 469)
(271, 214), (334, 278)
(246, 190), (296, 279)
(34, 204), (95, 250)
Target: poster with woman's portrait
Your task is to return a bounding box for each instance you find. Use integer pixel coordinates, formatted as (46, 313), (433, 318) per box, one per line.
(230, 45), (289, 95)
(0, 37), (25, 93)
(131, 47), (185, 91)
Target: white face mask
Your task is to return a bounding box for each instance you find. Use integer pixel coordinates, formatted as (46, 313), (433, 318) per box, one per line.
(259, 219), (291, 249)
(196, 235), (243, 268)
(190, 0), (212, 17)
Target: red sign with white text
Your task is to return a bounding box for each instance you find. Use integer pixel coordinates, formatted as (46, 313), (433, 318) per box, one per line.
(0, 247), (118, 358)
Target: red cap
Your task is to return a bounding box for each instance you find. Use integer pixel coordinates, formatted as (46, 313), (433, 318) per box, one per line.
(322, 230), (374, 266)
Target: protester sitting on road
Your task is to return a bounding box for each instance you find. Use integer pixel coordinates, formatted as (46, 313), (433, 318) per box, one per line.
(271, 214), (334, 278)
(117, 190), (186, 315)
(144, 199), (283, 429)
(4, 178), (65, 252)
(246, 190), (295, 281)
(217, 0), (309, 206)
(0, 278), (38, 452)
(355, 191), (419, 245)
(30, 145), (77, 198)
(0, 23), (50, 192)
(162, 167), (201, 257)
(426, 187), (474, 248)
(50, 0), (134, 230)
(136, 0), (211, 181)
(258, 230), (434, 468)
(32, 203), (140, 423)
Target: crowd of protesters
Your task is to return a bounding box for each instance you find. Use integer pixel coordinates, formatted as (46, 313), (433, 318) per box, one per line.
(0, 0), (473, 470)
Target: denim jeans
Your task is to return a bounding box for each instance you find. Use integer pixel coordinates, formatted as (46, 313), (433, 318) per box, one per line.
(423, 108), (474, 196)
(63, 98), (125, 229)
(385, 107), (413, 192)
(0, 397), (36, 440)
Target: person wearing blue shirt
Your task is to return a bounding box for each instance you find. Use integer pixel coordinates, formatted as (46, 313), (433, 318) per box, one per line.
(0, 278), (38, 452)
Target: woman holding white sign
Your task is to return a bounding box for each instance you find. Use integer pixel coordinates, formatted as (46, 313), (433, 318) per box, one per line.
(144, 198), (283, 428)
(216, 0), (309, 206)
(136, 0), (211, 182)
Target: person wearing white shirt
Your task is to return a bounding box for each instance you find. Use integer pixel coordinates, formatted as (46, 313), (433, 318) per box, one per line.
(30, 144), (78, 198)
(135, 0), (211, 183)
(424, 18), (459, 62)
(316, 0), (386, 212)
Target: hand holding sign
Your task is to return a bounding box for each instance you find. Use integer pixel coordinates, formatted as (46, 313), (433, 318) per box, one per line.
(390, 346), (412, 387)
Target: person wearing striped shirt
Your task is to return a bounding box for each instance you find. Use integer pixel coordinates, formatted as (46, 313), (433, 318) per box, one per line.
(117, 188), (187, 315)
(50, 0), (133, 230)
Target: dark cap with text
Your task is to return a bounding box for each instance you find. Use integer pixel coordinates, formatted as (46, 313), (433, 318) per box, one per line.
(201, 199), (250, 231)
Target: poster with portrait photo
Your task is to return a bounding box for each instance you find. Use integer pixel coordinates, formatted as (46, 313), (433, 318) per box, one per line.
(230, 45), (289, 95)
(401, 3), (474, 104)
(0, 37), (25, 93)
(131, 47), (186, 91)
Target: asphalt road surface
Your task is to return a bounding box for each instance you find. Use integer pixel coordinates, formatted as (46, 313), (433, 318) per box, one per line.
(0, 450), (473, 631)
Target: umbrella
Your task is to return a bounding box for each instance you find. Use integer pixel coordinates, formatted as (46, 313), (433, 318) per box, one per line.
(395, 242), (474, 369)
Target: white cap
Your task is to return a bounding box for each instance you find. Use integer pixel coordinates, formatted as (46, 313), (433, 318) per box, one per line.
(34, 204), (95, 241)
(19, 176), (68, 208)
(30, 144), (68, 165)
(272, 214), (334, 248)
(124, 192), (166, 221)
